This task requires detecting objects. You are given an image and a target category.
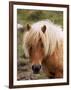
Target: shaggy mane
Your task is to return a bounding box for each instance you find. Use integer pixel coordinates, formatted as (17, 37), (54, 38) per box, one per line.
(23, 20), (63, 57)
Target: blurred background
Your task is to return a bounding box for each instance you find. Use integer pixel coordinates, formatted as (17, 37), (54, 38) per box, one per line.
(17, 9), (63, 80)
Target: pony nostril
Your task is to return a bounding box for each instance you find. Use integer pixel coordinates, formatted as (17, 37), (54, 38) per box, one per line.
(32, 65), (41, 74)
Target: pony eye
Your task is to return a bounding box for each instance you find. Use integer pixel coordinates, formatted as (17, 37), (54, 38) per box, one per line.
(29, 46), (32, 56)
(41, 43), (44, 48)
(30, 46), (32, 50)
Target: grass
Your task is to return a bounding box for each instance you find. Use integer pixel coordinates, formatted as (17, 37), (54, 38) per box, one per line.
(17, 10), (63, 27)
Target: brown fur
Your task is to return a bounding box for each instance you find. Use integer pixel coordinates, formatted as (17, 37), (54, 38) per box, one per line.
(42, 42), (63, 78)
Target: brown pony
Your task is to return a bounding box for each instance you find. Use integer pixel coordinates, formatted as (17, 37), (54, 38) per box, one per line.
(23, 20), (63, 78)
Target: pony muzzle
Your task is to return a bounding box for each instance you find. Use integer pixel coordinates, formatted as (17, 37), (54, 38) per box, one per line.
(32, 64), (41, 74)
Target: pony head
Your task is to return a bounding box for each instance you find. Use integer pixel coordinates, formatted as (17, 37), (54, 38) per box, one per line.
(23, 23), (50, 74)
(23, 20), (63, 74)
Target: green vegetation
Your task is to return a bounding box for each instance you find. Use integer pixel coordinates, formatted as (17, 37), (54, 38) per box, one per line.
(17, 9), (63, 27)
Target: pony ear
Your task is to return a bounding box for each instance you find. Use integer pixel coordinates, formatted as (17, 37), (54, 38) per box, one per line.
(27, 24), (31, 30)
(41, 25), (46, 33)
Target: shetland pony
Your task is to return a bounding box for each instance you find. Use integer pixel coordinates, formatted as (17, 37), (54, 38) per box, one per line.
(23, 20), (63, 78)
